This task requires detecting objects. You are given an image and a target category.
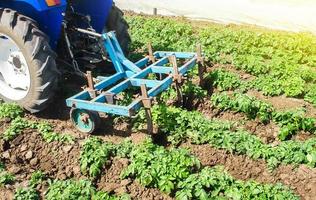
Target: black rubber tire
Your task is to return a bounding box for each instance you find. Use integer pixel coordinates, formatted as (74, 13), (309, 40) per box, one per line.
(106, 4), (131, 54)
(0, 8), (59, 113)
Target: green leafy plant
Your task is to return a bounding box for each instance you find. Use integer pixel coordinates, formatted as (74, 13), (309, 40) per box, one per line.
(273, 109), (316, 140)
(0, 163), (15, 186)
(0, 103), (24, 119)
(36, 122), (74, 143)
(176, 166), (298, 200)
(207, 69), (242, 91)
(45, 179), (95, 200)
(29, 171), (45, 188)
(211, 92), (274, 123)
(80, 137), (114, 177)
(3, 117), (32, 141)
(45, 179), (124, 200)
(92, 192), (131, 200)
(121, 139), (200, 194)
(14, 187), (39, 200)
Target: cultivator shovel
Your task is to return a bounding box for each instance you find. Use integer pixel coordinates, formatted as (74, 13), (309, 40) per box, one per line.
(66, 31), (204, 133)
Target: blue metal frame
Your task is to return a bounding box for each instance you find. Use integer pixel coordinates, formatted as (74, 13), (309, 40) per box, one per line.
(66, 31), (198, 117)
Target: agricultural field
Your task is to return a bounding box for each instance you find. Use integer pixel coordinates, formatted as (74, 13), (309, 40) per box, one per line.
(0, 13), (316, 200)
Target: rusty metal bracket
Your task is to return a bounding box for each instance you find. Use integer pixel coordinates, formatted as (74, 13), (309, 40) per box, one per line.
(104, 92), (116, 105)
(140, 84), (153, 134)
(169, 55), (183, 84)
(147, 43), (156, 63)
(196, 44), (206, 87)
(86, 71), (96, 98)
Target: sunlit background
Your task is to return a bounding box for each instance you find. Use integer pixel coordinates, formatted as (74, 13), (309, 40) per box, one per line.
(117, 0), (316, 33)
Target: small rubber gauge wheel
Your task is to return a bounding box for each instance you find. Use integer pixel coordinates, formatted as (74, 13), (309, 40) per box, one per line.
(70, 108), (100, 134)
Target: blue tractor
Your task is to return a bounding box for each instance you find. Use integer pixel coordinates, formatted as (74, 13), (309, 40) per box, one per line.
(0, 0), (203, 133)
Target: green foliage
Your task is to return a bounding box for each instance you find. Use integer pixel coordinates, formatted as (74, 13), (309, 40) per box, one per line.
(127, 15), (316, 100)
(113, 139), (134, 158)
(121, 139), (201, 194)
(45, 179), (124, 200)
(176, 166), (298, 200)
(92, 192), (131, 200)
(0, 163), (15, 186)
(45, 179), (95, 200)
(29, 171), (45, 188)
(305, 84), (316, 106)
(211, 92), (274, 123)
(0, 103), (24, 119)
(80, 137), (113, 177)
(207, 69), (242, 91)
(273, 110), (316, 140)
(14, 187), (39, 200)
(151, 104), (316, 169)
(36, 122), (74, 143)
(3, 117), (31, 141)
(152, 105), (233, 145)
(211, 92), (316, 140)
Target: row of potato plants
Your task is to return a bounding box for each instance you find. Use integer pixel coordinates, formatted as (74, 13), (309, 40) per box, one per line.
(149, 105), (316, 169)
(153, 68), (316, 141)
(126, 15), (316, 106)
(211, 92), (316, 140)
(79, 137), (298, 200)
(14, 170), (129, 200)
(0, 103), (74, 143)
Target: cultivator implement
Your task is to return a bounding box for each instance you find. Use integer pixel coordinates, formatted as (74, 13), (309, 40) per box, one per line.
(66, 31), (204, 133)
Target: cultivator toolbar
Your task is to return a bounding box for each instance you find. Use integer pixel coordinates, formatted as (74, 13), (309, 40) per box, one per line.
(66, 31), (204, 133)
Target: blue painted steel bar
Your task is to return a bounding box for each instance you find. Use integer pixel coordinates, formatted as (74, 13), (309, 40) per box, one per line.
(130, 78), (162, 88)
(117, 54), (142, 72)
(108, 32), (125, 56)
(94, 72), (124, 90)
(70, 100), (132, 116)
(102, 34), (125, 73)
(155, 51), (196, 59)
(151, 66), (173, 74)
(91, 94), (106, 103)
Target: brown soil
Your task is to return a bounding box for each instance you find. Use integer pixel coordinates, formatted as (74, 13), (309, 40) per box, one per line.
(247, 90), (316, 118)
(183, 143), (316, 200)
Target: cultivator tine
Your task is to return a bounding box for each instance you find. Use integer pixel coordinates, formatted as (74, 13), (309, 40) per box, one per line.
(197, 44), (206, 87)
(169, 55), (183, 104)
(140, 84), (153, 134)
(147, 43), (156, 63)
(86, 71), (96, 98)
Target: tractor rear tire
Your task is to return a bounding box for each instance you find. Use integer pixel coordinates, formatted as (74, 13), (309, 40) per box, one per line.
(0, 8), (59, 113)
(106, 4), (131, 54)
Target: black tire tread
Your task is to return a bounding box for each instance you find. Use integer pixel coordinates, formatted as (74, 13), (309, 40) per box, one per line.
(0, 8), (59, 113)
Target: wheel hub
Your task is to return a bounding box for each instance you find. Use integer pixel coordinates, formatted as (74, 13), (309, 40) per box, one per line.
(0, 34), (31, 100)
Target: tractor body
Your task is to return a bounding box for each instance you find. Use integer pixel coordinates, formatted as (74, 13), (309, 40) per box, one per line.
(0, 0), (113, 48)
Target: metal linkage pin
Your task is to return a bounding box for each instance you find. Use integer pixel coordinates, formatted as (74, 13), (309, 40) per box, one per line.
(169, 55), (183, 104)
(196, 44), (206, 87)
(140, 84), (153, 134)
(86, 71), (96, 98)
(147, 43), (156, 64)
